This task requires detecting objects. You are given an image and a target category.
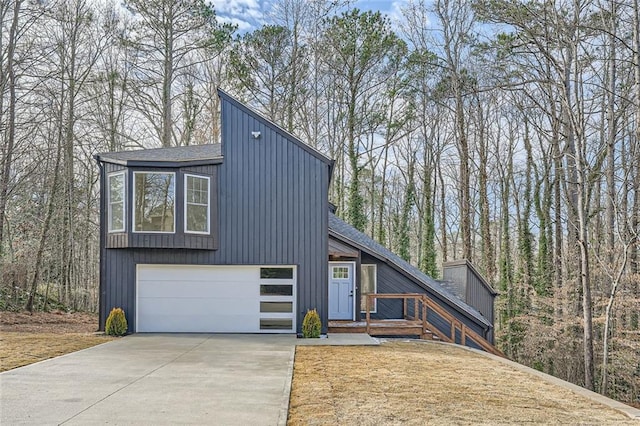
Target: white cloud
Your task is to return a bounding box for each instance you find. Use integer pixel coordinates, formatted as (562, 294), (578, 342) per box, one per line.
(217, 15), (253, 32)
(389, 1), (407, 23)
(211, 0), (262, 18)
(210, 0), (263, 32)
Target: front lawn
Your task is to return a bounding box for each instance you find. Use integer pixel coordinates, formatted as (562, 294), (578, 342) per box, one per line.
(0, 311), (113, 372)
(288, 342), (635, 425)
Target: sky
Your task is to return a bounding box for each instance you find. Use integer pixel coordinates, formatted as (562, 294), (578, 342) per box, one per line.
(210, 0), (407, 32)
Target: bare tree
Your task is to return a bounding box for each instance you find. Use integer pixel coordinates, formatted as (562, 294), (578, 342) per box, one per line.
(123, 0), (233, 147)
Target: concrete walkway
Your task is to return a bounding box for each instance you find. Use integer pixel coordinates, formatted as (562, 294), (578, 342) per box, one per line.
(296, 333), (379, 346)
(0, 334), (296, 425)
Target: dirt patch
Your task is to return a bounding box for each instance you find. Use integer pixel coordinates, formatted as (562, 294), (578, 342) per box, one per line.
(288, 342), (636, 425)
(0, 310), (98, 333)
(0, 311), (113, 372)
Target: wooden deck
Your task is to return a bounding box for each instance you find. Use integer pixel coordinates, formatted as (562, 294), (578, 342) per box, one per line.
(329, 293), (505, 357)
(328, 319), (439, 340)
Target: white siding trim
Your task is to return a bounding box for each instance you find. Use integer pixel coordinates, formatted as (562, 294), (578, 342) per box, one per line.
(184, 173), (211, 235)
(107, 171), (126, 233)
(132, 171), (176, 234)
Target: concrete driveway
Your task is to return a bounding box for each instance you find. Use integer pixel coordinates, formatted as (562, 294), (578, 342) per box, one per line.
(0, 334), (296, 425)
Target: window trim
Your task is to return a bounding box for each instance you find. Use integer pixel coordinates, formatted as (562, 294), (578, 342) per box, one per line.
(184, 173), (211, 235)
(107, 171), (126, 233)
(360, 264), (377, 314)
(258, 265), (296, 333)
(132, 171), (176, 234)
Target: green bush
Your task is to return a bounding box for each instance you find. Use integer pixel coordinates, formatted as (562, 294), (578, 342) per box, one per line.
(302, 309), (321, 338)
(105, 307), (128, 336)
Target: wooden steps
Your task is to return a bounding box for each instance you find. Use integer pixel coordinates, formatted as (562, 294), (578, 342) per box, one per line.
(328, 293), (505, 358)
(328, 320), (440, 340)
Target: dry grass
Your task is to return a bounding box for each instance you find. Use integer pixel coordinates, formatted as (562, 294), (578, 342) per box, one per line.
(288, 342), (636, 425)
(0, 333), (114, 372)
(0, 311), (113, 372)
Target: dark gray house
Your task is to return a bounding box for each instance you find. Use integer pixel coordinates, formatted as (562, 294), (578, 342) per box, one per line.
(96, 89), (496, 349)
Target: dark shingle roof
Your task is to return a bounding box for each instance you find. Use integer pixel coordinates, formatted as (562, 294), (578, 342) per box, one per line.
(96, 144), (222, 167)
(328, 213), (492, 328)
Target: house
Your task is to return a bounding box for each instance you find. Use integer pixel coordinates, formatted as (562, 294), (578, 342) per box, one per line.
(96, 89), (497, 351)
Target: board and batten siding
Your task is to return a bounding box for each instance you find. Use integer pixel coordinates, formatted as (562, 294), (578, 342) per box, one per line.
(360, 253), (488, 339)
(100, 92), (330, 333)
(443, 261), (496, 343)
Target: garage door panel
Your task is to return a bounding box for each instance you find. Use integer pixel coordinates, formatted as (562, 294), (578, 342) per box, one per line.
(138, 266), (258, 283)
(137, 281), (257, 299)
(138, 314), (258, 333)
(136, 265), (295, 333)
(138, 297), (258, 315)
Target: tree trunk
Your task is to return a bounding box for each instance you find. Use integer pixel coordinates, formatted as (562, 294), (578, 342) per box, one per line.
(162, 9), (174, 147)
(346, 83), (364, 231)
(632, 0), (640, 273)
(27, 125), (63, 312)
(601, 245), (628, 396)
(457, 91), (472, 261)
(0, 0), (21, 256)
(476, 96), (494, 279)
(605, 0), (617, 263)
(439, 161), (448, 262)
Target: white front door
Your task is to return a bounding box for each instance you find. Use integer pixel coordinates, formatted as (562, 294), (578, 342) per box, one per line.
(328, 262), (354, 320)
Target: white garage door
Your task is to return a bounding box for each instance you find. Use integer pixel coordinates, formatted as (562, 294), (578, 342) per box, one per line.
(136, 265), (296, 333)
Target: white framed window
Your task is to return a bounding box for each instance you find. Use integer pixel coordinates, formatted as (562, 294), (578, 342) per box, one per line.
(360, 264), (377, 313)
(133, 171), (175, 233)
(107, 172), (126, 233)
(184, 174), (210, 234)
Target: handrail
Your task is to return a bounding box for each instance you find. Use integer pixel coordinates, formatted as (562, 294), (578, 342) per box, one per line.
(365, 293), (505, 358)
(365, 293), (426, 336)
(422, 295), (505, 357)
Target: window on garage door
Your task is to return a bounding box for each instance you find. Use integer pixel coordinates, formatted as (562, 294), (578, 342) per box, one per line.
(259, 267), (295, 331)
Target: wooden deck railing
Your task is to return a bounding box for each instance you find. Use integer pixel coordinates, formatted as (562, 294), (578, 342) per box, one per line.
(365, 293), (505, 358)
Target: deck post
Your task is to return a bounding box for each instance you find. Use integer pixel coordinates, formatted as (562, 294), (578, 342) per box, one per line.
(422, 299), (427, 338)
(461, 324), (466, 345)
(403, 297), (407, 319)
(366, 295), (371, 334)
(413, 297), (418, 321)
(450, 320), (456, 342)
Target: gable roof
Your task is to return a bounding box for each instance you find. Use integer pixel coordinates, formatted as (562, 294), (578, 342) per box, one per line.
(217, 88), (334, 169)
(96, 144), (223, 167)
(328, 213), (492, 328)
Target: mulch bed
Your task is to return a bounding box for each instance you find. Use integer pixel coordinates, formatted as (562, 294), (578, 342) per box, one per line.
(0, 310), (99, 333)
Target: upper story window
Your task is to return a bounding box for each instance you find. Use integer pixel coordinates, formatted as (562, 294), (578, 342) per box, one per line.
(133, 172), (175, 233)
(108, 172), (125, 233)
(185, 174), (210, 234)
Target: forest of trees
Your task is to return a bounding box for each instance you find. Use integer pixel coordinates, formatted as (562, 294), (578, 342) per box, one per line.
(1, 0), (638, 404)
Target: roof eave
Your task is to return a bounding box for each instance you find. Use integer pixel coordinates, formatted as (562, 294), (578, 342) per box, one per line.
(96, 157), (223, 168)
(328, 229), (492, 329)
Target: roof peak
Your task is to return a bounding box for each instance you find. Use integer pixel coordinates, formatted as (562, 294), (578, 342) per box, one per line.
(217, 88), (334, 167)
